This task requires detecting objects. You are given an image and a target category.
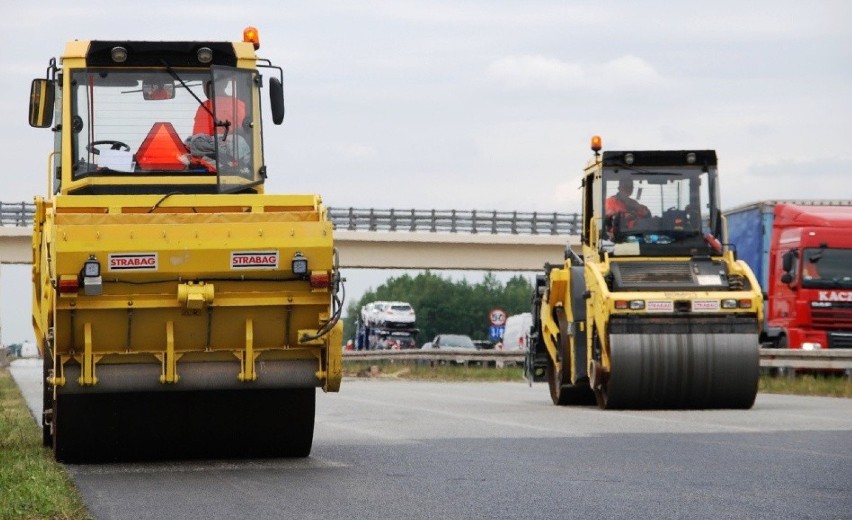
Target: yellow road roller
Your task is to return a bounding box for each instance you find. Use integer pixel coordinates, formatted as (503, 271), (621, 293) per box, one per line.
(28, 28), (343, 462)
(526, 137), (762, 409)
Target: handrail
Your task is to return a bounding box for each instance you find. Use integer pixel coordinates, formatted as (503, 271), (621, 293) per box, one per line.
(327, 207), (581, 235)
(1, 201), (582, 235)
(0, 202), (36, 227)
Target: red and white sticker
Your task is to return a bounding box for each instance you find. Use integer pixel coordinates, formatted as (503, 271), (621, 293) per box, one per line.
(646, 300), (674, 312)
(108, 253), (158, 271)
(692, 300), (720, 312)
(231, 251), (279, 270)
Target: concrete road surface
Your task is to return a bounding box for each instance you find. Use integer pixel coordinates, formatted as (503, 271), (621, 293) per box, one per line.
(10, 360), (852, 519)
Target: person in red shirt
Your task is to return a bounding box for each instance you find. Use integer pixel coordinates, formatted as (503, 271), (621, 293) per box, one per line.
(192, 81), (246, 136)
(605, 179), (650, 236)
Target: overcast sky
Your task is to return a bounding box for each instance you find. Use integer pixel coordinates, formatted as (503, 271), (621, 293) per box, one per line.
(1, 1), (850, 344)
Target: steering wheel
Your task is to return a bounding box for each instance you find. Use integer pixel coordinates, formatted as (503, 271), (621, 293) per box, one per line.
(86, 140), (130, 155)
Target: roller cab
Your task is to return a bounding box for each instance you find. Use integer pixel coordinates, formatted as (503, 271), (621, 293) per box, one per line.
(527, 138), (763, 409)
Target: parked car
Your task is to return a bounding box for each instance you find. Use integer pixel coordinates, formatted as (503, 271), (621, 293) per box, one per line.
(424, 334), (476, 351)
(422, 334), (478, 365)
(473, 340), (496, 350)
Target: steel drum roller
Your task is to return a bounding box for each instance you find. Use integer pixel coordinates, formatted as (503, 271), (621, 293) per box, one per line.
(604, 333), (759, 409)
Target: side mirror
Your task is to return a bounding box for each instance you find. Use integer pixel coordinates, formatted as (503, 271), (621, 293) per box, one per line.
(269, 77), (285, 124)
(780, 273), (793, 285)
(29, 79), (55, 128)
(781, 249), (797, 273)
(142, 79), (175, 100)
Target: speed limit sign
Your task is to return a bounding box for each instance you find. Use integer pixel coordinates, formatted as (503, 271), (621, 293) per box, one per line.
(489, 308), (507, 327)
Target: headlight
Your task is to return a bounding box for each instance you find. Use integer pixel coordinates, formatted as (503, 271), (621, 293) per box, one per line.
(83, 256), (101, 277)
(291, 252), (308, 276)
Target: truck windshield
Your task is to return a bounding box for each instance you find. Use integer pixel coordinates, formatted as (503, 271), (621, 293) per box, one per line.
(69, 67), (258, 192)
(801, 248), (852, 288)
(601, 168), (718, 255)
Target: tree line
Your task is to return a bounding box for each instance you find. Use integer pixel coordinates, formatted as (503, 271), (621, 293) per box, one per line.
(343, 271), (534, 346)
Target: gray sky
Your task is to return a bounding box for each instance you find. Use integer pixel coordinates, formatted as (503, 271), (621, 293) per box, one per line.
(2, 1), (851, 344)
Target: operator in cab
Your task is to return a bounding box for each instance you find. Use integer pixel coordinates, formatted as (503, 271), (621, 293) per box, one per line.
(193, 80), (246, 136)
(606, 179), (650, 235)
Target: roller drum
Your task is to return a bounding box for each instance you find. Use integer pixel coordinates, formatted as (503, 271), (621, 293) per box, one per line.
(53, 388), (315, 463)
(605, 333), (759, 409)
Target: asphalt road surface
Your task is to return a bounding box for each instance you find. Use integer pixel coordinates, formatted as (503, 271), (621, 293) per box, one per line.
(10, 359), (852, 519)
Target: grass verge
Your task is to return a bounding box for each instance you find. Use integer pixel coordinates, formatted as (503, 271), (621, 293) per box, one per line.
(758, 372), (852, 398)
(344, 360), (852, 398)
(0, 367), (90, 520)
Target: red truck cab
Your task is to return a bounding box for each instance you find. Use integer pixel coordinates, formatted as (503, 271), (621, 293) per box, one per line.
(768, 204), (852, 349)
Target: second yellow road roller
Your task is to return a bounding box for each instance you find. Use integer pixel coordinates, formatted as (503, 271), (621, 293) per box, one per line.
(526, 137), (762, 409)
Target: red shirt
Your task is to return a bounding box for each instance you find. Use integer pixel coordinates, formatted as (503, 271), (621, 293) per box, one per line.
(192, 97), (246, 135)
(606, 194), (650, 230)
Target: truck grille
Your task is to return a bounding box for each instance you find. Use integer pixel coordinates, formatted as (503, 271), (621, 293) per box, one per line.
(828, 332), (852, 349)
(812, 302), (852, 329)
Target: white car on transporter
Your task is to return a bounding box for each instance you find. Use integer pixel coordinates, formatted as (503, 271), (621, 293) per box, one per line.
(375, 301), (416, 328)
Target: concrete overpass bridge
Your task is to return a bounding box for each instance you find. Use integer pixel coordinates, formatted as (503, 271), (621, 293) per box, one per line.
(1, 202), (580, 271)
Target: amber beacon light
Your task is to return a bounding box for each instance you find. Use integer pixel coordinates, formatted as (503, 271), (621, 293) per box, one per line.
(243, 26), (260, 49)
(591, 135), (602, 154)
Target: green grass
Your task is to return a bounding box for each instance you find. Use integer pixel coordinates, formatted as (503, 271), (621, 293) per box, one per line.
(344, 360), (527, 382)
(759, 372), (852, 398)
(0, 368), (91, 520)
(344, 360), (852, 397)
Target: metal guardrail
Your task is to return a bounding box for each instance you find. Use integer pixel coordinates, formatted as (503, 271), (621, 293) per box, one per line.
(0, 202), (35, 227)
(344, 348), (852, 371)
(759, 348), (852, 370)
(344, 349), (526, 363)
(0, 202), (581, 236)
(328, 207), (581, 235)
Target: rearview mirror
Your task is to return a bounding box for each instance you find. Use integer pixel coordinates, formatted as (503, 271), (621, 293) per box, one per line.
(142, 79), (175, 100)
(269, 76), (284, 124)
(781, 250), (797, 273)
(29, 79), (55, 128)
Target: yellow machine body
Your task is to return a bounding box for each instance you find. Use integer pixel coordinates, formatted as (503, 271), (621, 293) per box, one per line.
(528, 142), (763, 409)
(29, 31), (341, 462)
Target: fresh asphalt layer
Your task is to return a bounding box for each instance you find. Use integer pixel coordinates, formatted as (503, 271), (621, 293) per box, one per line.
(10, 360), (852, 520)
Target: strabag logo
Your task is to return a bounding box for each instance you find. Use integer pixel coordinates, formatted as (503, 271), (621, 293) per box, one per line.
(647, 301), (673, 312)
(108, 253), (158, 271)
(692, 300), (720, 312)
(231, 251), (279, 270)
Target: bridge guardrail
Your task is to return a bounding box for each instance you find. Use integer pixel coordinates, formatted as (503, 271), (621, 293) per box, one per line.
(328, 207), (581, 235)
(344, 348), (852, 372)
(0, 202), (35, 227)
(1, 202), (581, 236)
